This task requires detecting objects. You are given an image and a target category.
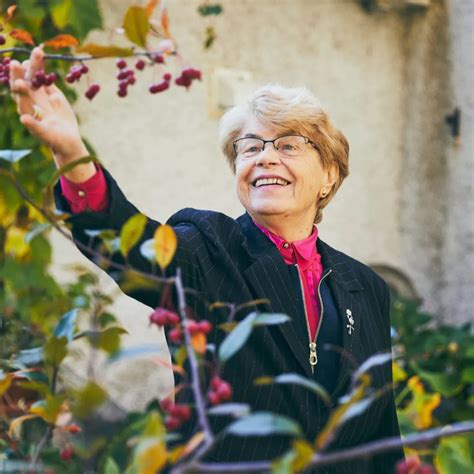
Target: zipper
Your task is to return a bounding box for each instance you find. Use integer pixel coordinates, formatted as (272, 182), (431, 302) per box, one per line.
(296, 265), (333, 374)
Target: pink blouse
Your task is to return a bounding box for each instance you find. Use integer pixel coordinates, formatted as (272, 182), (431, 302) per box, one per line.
(60, 167), (323, 340)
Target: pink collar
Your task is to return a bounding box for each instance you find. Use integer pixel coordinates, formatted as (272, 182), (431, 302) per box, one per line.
(253, 220), (320, 271)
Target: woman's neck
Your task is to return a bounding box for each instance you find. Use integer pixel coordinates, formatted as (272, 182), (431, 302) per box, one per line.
(251, 213), (316, 242)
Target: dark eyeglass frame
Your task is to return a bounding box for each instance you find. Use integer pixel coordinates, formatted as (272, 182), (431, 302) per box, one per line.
(232, 134), (319, 158)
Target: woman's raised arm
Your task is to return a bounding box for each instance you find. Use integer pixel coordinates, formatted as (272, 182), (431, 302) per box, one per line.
(9, 47), (96, 183)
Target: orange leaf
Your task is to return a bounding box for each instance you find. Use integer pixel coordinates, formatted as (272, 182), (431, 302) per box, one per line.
(161, 7), (171, 38)
(179, 431), (205, 459)
(151, 356), (185, 376)
(6, 5), (17, 22)
(10, 29), (35, 46)
(146, 0), (160, 17)
(44, 34), (79, 49)
(191, 332), (206, 355)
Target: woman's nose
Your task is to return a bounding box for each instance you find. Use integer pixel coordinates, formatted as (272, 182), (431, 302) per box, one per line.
(255, 144), (281, 166)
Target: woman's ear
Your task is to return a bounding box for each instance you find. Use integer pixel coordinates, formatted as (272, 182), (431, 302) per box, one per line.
(321, 163), (338, 196)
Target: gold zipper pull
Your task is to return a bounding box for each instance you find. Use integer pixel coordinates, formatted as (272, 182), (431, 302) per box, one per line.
(309, 342), (318, 373)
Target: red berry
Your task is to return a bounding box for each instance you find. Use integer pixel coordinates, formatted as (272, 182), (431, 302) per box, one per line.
(45, 72), (57, 86)
(135, 59), (146, 70)
(182, 67), (202, 80)
(117, 70), (129, 80)
(170, 404), (191, 421)
(168, 327), (183, 344)
(175, 75), (192, 89)
(149, 81), (169, 94)
(0, 35), (6, 46)
(65, 73), (75, 83)
(117, 88), (127, 98)
(160, 398), (173, 412)
(208, 391), (220, 406)
(80, 64), (89, 74)
(152, 53), (164, 64)
(418, 466), (436, 474)
(217, 381), (232, 401)
(210, 376), (221, 391)
(149, 309), (167, 326)
(163, 72), (172, 81)
(166, 312), (180, 326)
(165, 416), (181, 431)
(199, 320), (212, 334)
(60, 445), (74, 461)
(127, 75), (136, 86)
(187, 320), (201, 335)
(85, 83), (100, 101)
(68, 424), (81, 434)
(116, 58), (127, 69)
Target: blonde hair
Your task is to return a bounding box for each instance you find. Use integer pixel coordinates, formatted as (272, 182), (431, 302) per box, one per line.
(218, 84), (349, 223)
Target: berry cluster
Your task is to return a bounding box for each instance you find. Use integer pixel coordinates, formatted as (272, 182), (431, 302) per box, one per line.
(0, 56), (10, 86)
(207, 375), (232, 406)
(149, 73), (172, 94)
(65, 63), (88, 84)
(160, 398), (192, 431)
(175, 67), (202, 89)
(168, 319), (213, 344)
(395, 457), (436, 474)
(31, 69), (57, 88)
(149, 307), (180, 326)
(115, 58), (137, 98)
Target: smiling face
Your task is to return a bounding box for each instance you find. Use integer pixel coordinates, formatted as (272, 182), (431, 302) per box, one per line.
(235, 115), (337, 233)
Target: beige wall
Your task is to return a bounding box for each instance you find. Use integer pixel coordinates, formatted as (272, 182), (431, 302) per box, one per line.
(51, 0), (470, 409)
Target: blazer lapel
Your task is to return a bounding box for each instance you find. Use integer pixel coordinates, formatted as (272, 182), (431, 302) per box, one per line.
(238, 213), (314, 377)
(317, 239), (365, 399)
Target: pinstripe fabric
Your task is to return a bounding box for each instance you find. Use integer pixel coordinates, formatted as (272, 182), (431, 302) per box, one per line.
(54, 169), (404, 473)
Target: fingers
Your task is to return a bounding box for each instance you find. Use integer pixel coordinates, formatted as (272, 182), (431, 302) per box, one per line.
(20, 113), (47, 141)
(24, 47), (44, 82)
(9, 60), (26, 84)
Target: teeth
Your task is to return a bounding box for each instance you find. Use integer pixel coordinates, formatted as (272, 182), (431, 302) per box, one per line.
(254, 178), (289, 187)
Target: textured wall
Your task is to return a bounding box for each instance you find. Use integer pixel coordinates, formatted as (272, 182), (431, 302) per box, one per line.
(50, 0), (469, 409)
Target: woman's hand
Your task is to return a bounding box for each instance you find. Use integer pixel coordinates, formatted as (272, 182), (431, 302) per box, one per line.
(9, 47), (96, 182)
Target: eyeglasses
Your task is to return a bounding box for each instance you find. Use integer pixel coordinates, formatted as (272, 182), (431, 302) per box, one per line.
(233, 134), (318, 159)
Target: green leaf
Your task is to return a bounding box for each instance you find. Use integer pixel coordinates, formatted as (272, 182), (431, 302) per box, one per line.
(54, 308), (79, 342)
(143, 411), (166, 437)
(253, 313), (291, 326)
(123, 5), (149, 48)
(218, 312), (257, 362)
(255, 373), (331, 407)
(413, 363), (463, 397)
(0, 149), (32, 163)
(227, 412), (302, 437)
(43, 336), (68, 367)
(97, 327), (128, 353)
(24, 223), (52, 244)
(68, 0), (103, 40)
(103, 457), (121, 474)
(353, 352), (392, 381)
(120, 213), (147, 258)
(72, 381), (107, 418)
(462, 367), (474, 383)
(51, 0), (72, 29)
(207, 403), (251, 418)
(435, 435), (474, 474)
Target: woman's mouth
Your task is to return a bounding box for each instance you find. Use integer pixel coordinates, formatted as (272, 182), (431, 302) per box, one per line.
(252, 177), (291, 188)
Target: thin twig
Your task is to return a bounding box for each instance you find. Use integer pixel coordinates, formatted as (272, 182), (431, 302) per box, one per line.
(188, 420), (474, 473)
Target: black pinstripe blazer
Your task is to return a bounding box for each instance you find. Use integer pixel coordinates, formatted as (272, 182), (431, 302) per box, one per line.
(55, 169), (404, 473)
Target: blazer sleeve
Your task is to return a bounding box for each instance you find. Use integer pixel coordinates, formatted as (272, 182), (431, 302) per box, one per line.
(54, 167), (203, 310)
(370, 283), (405, 472)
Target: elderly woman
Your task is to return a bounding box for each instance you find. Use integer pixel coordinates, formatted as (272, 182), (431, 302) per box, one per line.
(10, 48), (403, 473)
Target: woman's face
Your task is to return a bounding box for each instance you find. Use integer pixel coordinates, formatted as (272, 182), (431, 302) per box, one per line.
(235, 115), (336, 226)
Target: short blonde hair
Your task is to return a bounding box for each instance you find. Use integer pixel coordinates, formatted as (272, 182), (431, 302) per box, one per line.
(218, 84), (349, 224)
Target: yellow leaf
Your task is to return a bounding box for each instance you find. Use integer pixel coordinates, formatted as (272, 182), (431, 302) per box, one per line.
(153, 224), (177, 271)
(6, 227), (29, 258)
(392, 362), (407, 384)
(51, 0), (72, 29)
(8, 414), (39, 439)
(292, 439), (314, 472)
(191, 332), (207, 355)
(123, 5), (150, 48)
(120, 213), (147, 258)
(135, 439), (168, 474)
(0, 372), (12, 396)
(76, 43), (134, 57)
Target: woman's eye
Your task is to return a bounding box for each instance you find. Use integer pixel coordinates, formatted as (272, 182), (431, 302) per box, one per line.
(245, 146), (261, 153)
(282, 144), (296, 150)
